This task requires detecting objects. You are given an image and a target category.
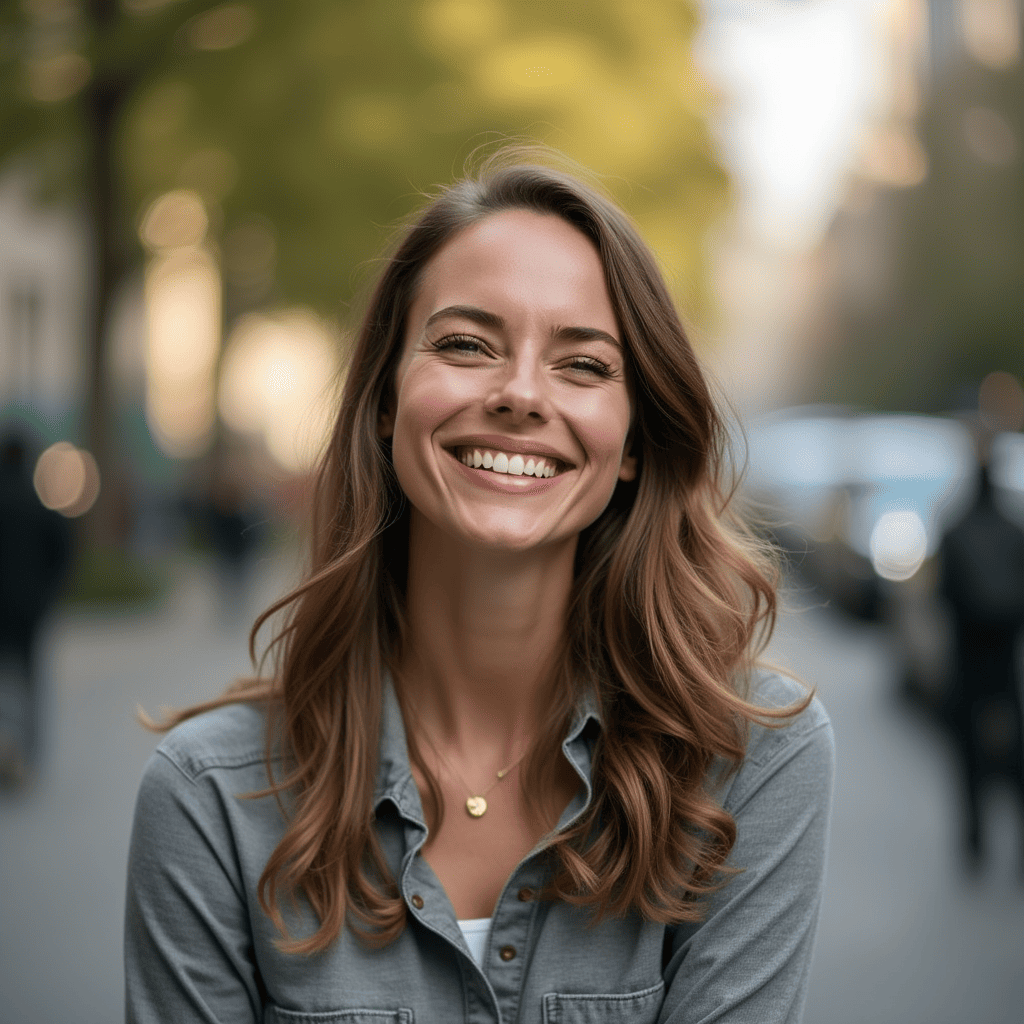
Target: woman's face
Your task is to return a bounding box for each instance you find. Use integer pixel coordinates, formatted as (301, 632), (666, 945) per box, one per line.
(380, 208), (636, 554)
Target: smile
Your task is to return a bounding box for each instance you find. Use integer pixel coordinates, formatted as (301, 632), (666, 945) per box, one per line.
(450, 446), (566, 478)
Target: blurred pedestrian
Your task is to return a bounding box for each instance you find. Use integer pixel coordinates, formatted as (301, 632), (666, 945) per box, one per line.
(0, 430), (73, 784)
(201, 475), (262, 625)
(938, 419), (1024, 875)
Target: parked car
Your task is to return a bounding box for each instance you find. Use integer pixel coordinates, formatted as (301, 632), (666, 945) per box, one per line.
(742, 406), (1024, 614)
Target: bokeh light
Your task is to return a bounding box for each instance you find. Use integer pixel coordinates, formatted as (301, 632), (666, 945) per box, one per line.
(869, 508), (929, 581)
(33, 441), (101, 518)
(979, 370), (1024, 432)
(187, 4), (257, 52)
(219, 310), (339, 473)
(857, 124), (929, 187)
(961, 0), (1021, 69)
(24, 51), (91, 103)
(139, 189), (209, 252)
(144, 246), (221, 458)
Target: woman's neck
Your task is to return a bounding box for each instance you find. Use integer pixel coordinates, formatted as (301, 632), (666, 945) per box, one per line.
(399, 509), (576, 758)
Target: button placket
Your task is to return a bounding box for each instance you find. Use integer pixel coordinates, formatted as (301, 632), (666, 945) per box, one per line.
(485, 863), (543, 1024)
(405, 851), (499, 991)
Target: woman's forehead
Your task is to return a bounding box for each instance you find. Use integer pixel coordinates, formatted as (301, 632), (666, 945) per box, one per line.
(406, 209), (619, 337)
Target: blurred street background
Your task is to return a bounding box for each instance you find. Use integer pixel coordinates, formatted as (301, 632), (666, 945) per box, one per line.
(2, 1), (1023, 1021)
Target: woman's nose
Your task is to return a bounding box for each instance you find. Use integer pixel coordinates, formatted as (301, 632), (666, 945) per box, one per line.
(484, 356), (552, 423)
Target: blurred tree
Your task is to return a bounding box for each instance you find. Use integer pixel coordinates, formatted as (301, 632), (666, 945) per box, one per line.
(0, 0), (726, 539)
(1, 0), (238, 540)
(817, 48), (1023, 412)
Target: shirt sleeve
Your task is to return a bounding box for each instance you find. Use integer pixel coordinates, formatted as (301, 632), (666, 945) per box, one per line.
(659, 697), (835, 1024)
(124, 749), (263, 1024)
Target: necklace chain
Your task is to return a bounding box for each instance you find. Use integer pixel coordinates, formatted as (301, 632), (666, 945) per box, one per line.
(417, 728), (528, 818)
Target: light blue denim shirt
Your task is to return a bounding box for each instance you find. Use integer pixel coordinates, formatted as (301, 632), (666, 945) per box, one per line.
(125, 670), (833, 1024)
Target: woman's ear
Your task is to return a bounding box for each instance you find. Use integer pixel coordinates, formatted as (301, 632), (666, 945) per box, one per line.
(618, 426), (638, 482)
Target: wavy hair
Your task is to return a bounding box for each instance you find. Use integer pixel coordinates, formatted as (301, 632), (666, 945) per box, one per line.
(156, 148), (805, 954)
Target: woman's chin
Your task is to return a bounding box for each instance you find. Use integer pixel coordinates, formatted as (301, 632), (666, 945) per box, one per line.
(430, 512), (575, 557)
(458, 524), (566, 555)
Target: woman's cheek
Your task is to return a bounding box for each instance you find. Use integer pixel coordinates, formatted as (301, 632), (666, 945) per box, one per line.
(405, 364), (480, 424)
(574, 395), (632, 462)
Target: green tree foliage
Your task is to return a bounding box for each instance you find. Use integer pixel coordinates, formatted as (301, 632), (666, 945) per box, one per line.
(123, 0), (727, 316)
(819, 53), (1023, 412)
(1, 0), (727, 487)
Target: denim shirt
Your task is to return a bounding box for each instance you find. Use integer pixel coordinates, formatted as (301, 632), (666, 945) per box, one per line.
(125, 670), (833, 1024)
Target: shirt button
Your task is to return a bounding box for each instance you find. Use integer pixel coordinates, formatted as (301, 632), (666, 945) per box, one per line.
(517, 887), (534, 902)
(499, 945), (517, 961)
(410, 894), (424, 909)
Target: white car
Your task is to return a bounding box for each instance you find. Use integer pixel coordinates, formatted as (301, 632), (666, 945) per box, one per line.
(743, 407), (1024, 589)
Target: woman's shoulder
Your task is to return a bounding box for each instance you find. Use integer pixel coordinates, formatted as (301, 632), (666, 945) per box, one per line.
(151, 699), (276, 785)
(745, 666), (830, 747)
(127, 700), (290, 982)
(132, 700), (287, 852)
(714, 666), (834, 810)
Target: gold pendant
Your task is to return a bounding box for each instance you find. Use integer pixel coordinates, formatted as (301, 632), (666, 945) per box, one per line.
(466, 796), (487, 818)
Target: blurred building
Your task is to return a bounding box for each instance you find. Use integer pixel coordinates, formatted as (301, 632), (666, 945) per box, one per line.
(700, 0), (1022, 418)
(0, 167), (88, 435)
(805, 0), (1023, 414)
(697, 0), (902, 414)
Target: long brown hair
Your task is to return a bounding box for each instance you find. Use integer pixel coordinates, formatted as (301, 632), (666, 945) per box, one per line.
(157, 147), (805, 954)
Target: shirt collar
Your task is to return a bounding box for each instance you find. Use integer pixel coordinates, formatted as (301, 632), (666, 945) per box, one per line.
(373, 674), (422, 821)
(372, 674), (603, 821)
(565, 684), (602, 743)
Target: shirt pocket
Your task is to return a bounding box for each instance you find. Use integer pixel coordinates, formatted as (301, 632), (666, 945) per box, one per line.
(543, 980), (665, 1024)
(265, 1008), (414, 1024)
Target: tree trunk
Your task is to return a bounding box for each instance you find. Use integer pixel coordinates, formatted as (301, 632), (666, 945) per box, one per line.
(81, 0), (129, 546)
(81, 79), (132, 546)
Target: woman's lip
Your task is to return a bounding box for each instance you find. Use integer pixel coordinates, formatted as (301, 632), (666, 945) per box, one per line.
(442, 434), (575, 467)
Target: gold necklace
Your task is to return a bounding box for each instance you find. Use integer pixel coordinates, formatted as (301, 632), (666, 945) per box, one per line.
(419, 731), (529, 818)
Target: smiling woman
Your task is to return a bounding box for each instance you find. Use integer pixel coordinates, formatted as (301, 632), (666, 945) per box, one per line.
(125, 148), (834, 1024)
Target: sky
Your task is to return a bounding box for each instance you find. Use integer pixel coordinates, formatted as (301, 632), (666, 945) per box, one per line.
(698, 0), (890, 249)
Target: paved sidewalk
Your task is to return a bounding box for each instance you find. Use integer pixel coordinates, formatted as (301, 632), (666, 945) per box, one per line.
(778, 598), (1024, 1024)
(0, 551), (298, 1024)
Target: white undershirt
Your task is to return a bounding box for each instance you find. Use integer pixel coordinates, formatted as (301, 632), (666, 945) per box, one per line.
(457, 916), (492, 966)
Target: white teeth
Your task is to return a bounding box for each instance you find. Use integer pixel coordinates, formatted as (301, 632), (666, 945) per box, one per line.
(456, 447), (560, 477)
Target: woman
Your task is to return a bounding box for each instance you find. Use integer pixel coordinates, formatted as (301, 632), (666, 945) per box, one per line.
(126, 150), (834, 1024)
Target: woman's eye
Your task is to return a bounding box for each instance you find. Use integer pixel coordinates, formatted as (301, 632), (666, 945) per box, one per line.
(565, 356), (613, 378)
(432, 334), (486, 355)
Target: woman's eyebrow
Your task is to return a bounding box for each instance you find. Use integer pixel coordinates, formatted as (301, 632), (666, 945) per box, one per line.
(426, 305), (622, 352)
(425, 305), (504, 331)
(553, 325), (622, 351)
